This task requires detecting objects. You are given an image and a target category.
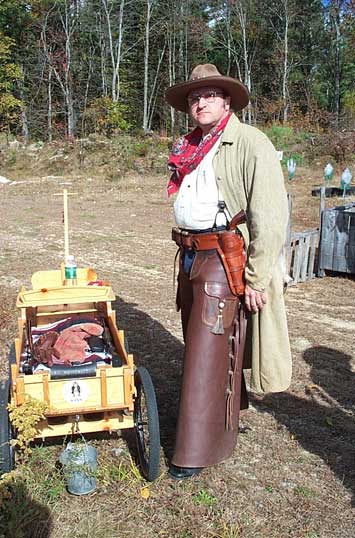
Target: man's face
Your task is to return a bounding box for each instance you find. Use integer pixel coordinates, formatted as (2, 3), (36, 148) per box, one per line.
(187, 86), (231, 134)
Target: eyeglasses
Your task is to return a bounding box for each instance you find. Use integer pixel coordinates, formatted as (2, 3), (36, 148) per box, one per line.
(187, 90), (225, 106)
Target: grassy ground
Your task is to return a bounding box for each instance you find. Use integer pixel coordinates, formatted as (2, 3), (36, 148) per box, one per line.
(0, 144), (354, 538)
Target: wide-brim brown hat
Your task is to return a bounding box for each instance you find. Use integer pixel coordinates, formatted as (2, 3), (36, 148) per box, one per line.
(165, 64), (249, 113)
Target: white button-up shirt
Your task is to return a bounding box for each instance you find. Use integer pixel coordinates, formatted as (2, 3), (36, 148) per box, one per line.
(173, 139), (230, 230)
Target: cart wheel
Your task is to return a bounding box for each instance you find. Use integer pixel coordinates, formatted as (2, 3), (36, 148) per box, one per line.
(133, 367), (160, 481)
(0, 379), (15, 475)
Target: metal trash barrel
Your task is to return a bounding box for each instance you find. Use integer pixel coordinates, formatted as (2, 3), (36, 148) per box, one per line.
(318, 202), (355, 274)
(59, 442), (97, 495)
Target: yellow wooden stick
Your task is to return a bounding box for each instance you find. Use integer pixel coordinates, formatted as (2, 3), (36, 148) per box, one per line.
(53, 189), (77, 261)
(63, 189), (69, 260)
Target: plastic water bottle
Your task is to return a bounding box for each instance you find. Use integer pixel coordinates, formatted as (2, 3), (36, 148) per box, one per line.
(65, 254), (77, 286)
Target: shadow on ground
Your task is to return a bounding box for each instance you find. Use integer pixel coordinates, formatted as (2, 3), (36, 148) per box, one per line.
(113, 297), (184, 463)
(252, 346), (355, 506)
(0, 478), (52, 537)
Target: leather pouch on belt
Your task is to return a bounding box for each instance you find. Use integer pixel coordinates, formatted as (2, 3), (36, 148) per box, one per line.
(202, 282), (238, 334)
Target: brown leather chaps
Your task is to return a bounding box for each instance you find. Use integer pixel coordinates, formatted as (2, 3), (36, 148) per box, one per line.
(172, 249), (248, 468)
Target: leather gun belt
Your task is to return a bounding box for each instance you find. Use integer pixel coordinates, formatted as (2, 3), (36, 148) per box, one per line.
(172, 227), (246, 297)
(172, 228), (223, 251)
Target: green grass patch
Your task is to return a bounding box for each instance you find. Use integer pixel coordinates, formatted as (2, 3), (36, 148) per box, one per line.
(193, 488), (218, 507)
(282, 152), (304, 167)
(263, 124), (312, 150)
(143, 264), (158, 270)
(98, 459), (132, 484)
(294, 485), (315, 498)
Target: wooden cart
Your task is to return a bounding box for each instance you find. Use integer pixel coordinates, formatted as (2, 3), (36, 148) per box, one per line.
(0, 266), (160, 481)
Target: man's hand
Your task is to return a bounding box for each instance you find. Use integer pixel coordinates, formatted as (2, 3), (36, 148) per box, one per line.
(244, 284), (267, 313)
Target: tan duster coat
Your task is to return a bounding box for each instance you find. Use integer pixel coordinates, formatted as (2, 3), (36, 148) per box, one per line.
(213, 114), (292, 393)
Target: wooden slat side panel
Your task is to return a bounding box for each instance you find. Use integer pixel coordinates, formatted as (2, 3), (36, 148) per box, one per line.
(123, 367), (134, 411)
(288, 229), (319, 285)
(107, 316), (128, 363)
(34, 413), (134, 438)
(16, 377), (25, 405)
(300, 236), (310, 282)
(307, 234), (318, 278)
(100, 369), (108, 407)
(21, 372), (125, 411)
(43, 374), (50, 406)
(14, 337), (21, 365)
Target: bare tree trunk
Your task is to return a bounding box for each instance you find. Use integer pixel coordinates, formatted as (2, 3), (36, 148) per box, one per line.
(235, 2), (252, 123)
(147, 41), (166, 130)
(115, 0), (125, 100)
(184, 17), (188, 80)
(184, 18), (189, 132)
(268, 0), (295, 124)
(102, 0), (125, 102)
(143, 0), (153, 132)
(19, 66), (29, 144)
(20, 111), (29, 144)
(66, 92), (75, 139)
(178, 2), (184, 80)
(282, 0), (289, 123)
(62, 1), (75, 138)
(332, 2), (341, 124)
(102, 0), (116, 100)
(226, 1), (232, 76)
(97, 14), (108, 96)
(81, 50), (94, 134)
(48, 64), (53, 142)
(41, 1), (76, 139)
(80, 49), (94, 164)
(168, 30), (176, 132)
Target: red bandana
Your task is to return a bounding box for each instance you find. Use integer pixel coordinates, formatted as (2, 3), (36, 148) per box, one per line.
(166, 112), (232, 197)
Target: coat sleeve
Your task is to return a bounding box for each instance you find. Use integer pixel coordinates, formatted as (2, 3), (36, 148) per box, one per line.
(243, 132), (289, 291)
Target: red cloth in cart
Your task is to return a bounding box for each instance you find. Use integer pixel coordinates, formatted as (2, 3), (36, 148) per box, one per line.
(33, 331), (58, 365)
(33, 321), (104, 366)
(53, 323), (104, 364)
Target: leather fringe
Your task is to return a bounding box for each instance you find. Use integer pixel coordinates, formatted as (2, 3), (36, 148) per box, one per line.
(225, 303), (246, 430)
(212, 313), (224, 334)
(225, 346), (236, 430)
(225, 387), (233, 430)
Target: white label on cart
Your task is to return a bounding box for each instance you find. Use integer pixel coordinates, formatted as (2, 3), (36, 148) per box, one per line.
(63, 380), (90, 404)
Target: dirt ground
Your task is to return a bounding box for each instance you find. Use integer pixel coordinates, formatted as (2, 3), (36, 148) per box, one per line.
(0, 164), (354, 538)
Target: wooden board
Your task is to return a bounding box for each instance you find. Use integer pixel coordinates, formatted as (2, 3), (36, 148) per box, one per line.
(13, 366), (134, 413)
(16, 285), (115, 308)
(33, 411), (134, 439)
(286, 229), (320, 284)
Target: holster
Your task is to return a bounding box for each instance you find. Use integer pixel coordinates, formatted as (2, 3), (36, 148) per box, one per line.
(216, 232), (246, 296)
(172, 210), (247, 297)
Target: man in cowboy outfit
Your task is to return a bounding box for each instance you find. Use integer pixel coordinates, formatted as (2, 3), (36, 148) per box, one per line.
(165, 64), (291, 480)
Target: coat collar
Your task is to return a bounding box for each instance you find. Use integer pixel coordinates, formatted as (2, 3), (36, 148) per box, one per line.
(220, 113), (240, 144)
